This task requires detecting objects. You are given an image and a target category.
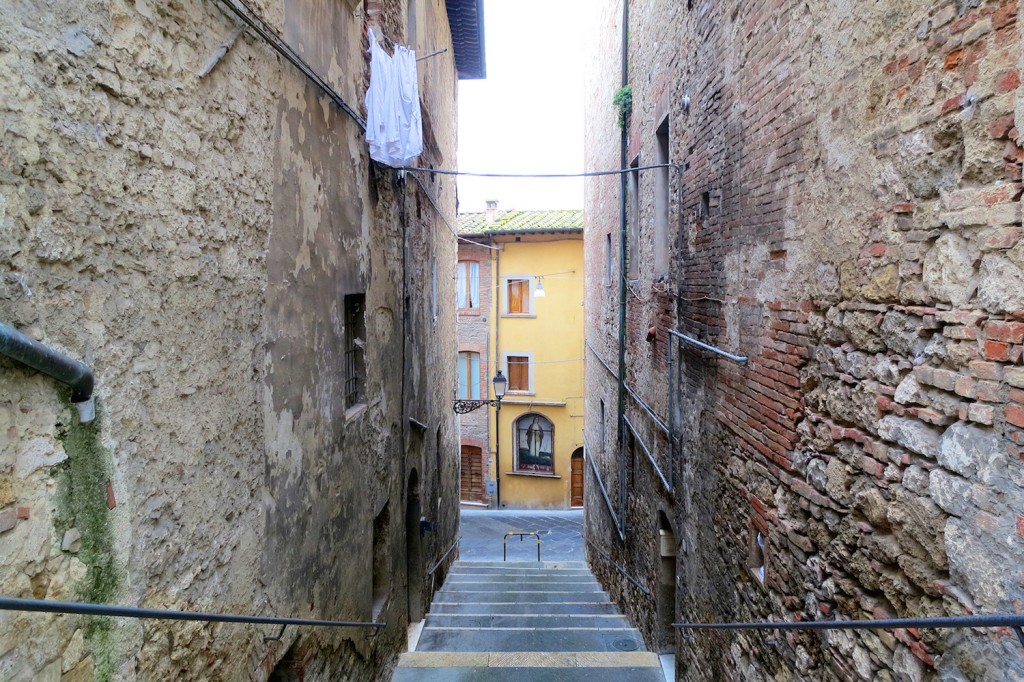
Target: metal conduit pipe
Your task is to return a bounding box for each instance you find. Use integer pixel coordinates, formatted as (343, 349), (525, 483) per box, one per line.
(615, 0), (630, 543)
(0, 322), (95, 423)
(667, 328), (748, 363)
(624, 383), (669, 434)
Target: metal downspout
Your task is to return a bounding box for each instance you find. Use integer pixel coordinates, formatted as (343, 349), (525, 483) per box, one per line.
(616, 0), (630, 538)
(492, 235), (502, 508)
(0, 322), (95, 422)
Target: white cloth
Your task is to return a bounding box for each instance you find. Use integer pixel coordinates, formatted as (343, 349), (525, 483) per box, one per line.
(365, 31), (423, 167)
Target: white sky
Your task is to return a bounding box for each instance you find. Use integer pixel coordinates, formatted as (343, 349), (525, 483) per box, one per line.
(456, 0), (587, 215)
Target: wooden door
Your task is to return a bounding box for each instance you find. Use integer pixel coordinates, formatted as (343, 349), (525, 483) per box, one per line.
(570, 450), (584, 507)
(460, 445), (483, 502)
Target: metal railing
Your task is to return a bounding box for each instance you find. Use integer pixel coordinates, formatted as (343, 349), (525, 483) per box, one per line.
(0, 596), (384, 630)
(674, 613), (1024, 650)
(503, 532), (541, 561)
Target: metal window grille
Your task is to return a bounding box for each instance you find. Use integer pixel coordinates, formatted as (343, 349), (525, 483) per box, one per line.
(344, 294), (365, 408)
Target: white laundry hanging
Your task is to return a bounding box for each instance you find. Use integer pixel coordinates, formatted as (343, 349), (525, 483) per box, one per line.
(365, 31), (423, 168)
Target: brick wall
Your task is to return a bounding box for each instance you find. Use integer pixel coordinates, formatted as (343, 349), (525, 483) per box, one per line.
(585, 0), (1023, 679)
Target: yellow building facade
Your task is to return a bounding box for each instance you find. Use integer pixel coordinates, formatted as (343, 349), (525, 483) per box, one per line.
(458, 207), (585, 509)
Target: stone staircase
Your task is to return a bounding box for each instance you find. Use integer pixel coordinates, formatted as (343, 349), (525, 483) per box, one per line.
(392, 560), (665, 681)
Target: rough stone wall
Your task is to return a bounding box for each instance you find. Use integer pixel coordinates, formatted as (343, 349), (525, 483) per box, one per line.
(585, 0), (1024, 680)
(456, 239), (494, 506)
(0, 0), (459, 680)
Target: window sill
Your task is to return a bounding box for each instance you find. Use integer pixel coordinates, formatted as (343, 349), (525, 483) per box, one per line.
(506, 471), (561, 479)
(504, 391), (536, 398)
(501, 313), (536, 319)
(500, 399), (566, 407)
(345, 403), (367, 423)
(458, 309), (482, 316)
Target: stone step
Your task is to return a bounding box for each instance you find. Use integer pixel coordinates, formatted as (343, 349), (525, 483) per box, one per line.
(429, 602), (623, 615)
(415, 628), (646, 653)
(453, 561), (589, 569)
(434, 590), (611, 603)
(447, 572), (599, 584)
(441, 580), (602, 592)
(394, 652), (664, 681)
(425, 613), (633, 629)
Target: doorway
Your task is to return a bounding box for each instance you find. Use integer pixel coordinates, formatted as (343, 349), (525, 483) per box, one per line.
(570, 448), (584, 507)
(656, 511), (678, 653)
(406, 470), (424, 623)
(460, 444), (484, 503)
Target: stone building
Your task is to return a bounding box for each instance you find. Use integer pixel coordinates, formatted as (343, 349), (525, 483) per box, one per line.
(458, 206), (586, 509)
(583, 0), (1023, 680)
(0, 0), (482, 680)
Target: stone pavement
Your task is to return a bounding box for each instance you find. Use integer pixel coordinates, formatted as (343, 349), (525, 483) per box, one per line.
(392, 561), (664, 681)
(457, 509), (584, 562)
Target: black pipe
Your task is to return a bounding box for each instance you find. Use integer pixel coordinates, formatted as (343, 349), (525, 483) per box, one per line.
(0, 596), (384, 629)
(0, 322), (94, 419)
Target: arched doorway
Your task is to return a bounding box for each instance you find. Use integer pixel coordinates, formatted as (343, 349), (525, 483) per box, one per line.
(570, 448), (584, 507)
(656, 511), (678, 653)
(406, 470), (424, 623)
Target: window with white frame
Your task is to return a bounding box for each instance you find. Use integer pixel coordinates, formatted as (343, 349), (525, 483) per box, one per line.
(502, 276), (533, 315)
(514, 413), (554, 473)
(457, 261), (480, 310)
(504, 353), (532, 393)
(457, 351), (481, 400)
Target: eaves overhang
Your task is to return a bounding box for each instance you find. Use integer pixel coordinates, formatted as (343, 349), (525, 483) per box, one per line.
(446, 0), (486, 80)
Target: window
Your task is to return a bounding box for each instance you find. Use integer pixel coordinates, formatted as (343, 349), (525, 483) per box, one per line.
(628, 157), (640, 279)
(655, 116), (670, 276)
(503, 276), (533, 315)
(599, 399), (606, 452)
(457, 261), (480, 310)
(431, 257), (438, 320)
(505, 354), (531, 392)
(344, 294), (366, 409)
(605, 234), (612, 286)
(514, 413), (554, 473)
(457, 351), (481, 400)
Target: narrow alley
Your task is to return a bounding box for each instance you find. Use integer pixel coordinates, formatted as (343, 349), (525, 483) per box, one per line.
(1, 0), (1023, 680)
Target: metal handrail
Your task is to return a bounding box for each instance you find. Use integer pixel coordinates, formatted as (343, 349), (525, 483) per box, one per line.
(674, 613), (1024, 649)
(427, 536), (460, 575)
(583, 432), (625, 540)
(623, 414), (670, 492)
(624, 383), (670, 434)
(584, 538), (653, 599)
(0, 596), (384, 629)
(668, 328), (748, 363)
(503, 532), (541, 562)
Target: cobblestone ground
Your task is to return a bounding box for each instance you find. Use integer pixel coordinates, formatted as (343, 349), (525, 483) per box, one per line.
(458, 510), (584, 562)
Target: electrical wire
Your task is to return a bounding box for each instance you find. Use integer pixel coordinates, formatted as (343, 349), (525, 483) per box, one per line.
(397, 163), (683, 178)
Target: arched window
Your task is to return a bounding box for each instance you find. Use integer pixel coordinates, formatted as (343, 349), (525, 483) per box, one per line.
(514, 413), (554, 474)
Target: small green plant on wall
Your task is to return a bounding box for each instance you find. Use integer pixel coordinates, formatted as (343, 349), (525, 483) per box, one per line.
(612, 85), (632, 129)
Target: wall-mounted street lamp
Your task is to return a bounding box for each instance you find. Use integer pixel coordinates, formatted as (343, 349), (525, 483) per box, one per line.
(452, 370), (507, 414)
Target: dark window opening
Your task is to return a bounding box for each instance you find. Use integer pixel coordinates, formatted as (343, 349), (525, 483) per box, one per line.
(655, 116), (670, 275)
(344, 294), (366, 409)
(372, 502), (391, 620)
(628, 157), (640, 279)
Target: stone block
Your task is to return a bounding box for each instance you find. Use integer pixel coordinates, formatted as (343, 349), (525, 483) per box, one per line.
(877, 416), (940, 458)
(61, 528), (81, 553)
(937, 421), (999, 477)
(0, 508), (17, 533)
(929, 469), (972, 516)
(923, 234), (976, 306)
(978, 255), (1024, 313)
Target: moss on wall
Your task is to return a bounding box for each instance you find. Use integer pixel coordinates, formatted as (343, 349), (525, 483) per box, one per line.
(54, 398), (121, 681)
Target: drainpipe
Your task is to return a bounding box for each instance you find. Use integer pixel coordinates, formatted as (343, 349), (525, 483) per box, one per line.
(616, 0), (630, 536)
(0, 322), (95, 422)
(492, 235), (502, 508)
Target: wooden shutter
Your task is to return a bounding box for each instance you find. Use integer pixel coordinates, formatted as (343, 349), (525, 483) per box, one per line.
(507, 356), (529, 391)
(508, 279), (527, 314)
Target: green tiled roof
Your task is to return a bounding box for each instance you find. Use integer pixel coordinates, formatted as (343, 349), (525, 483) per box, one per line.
(458, 209), (584, 235)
